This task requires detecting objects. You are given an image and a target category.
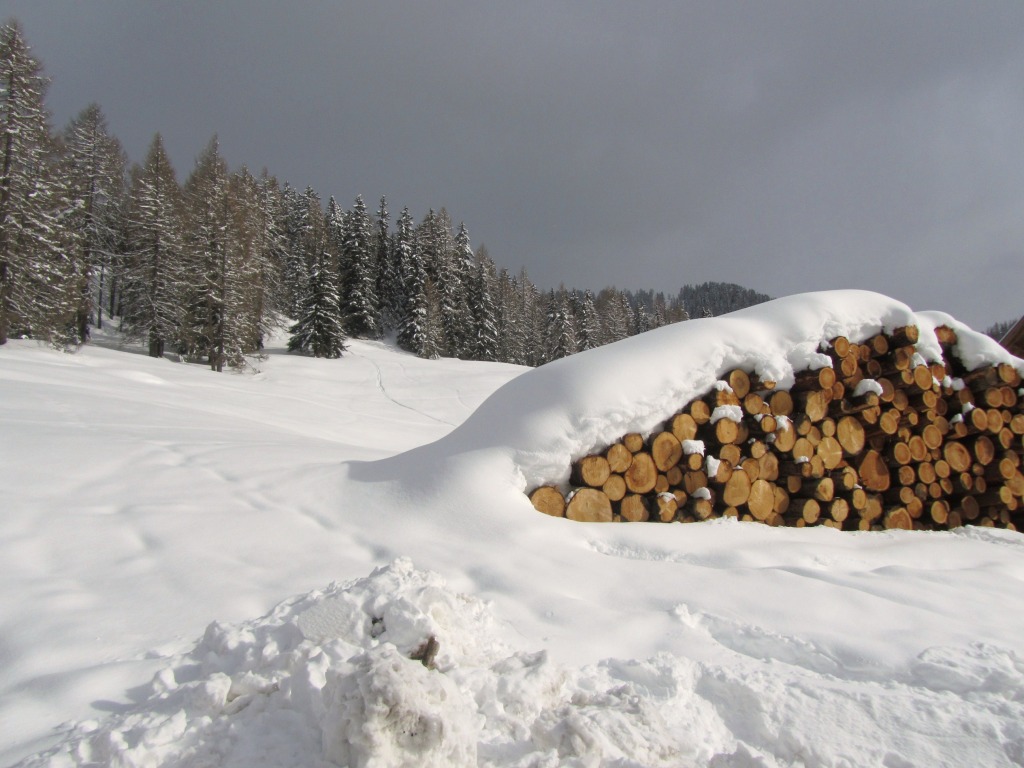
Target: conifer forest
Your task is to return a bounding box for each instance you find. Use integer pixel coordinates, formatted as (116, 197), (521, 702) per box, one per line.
(0, 21), (770, 370)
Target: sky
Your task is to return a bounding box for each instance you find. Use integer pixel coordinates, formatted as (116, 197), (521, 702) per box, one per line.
(3, 1), (1023, 331)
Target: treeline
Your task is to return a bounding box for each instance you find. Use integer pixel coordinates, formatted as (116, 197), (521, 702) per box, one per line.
(0, 20), (769, 370)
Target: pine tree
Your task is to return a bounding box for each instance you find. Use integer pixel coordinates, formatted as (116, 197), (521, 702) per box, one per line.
(374, 195), (401, 334)
(520, 269), (545, 366)
(120, 133), (185, 358)
(287, 246), (346, 358)
(61, 103), (126, 342)
(340, 194), (378, 338)
(494, 268), (521, 365)
(181, 136), (231, 365)
(0, 21), (70, 345)
(435, 216), (470, 357)
(279, 184), (310, 318)
(545, 288), (577, 361)
(397, 208), (429, 356)
(247, 169), (286, 351)
(575, 289), (601, 351)
(288, 187), (345, 358)
(467, 245), (498, 361)
(421, 276), (444, 360)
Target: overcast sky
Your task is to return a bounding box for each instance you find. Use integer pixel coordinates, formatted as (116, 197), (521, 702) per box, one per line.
(5, 1), (1023, 329)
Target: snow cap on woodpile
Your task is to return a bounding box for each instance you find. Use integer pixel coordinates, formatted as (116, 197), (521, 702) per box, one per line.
(355, 290), (1023, 498)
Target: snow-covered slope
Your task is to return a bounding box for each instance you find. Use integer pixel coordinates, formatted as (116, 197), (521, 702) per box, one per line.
(4, 291), (1024, 767)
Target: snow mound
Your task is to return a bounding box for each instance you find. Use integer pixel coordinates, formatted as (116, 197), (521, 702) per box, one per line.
(21, 559), (1024, 768)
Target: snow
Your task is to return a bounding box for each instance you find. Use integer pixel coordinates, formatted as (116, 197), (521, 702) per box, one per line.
(852, 378), (884, 398)
(682, 439), (706, 456)
(4, 290), (1024, 767)
(709, 405), (744, 425)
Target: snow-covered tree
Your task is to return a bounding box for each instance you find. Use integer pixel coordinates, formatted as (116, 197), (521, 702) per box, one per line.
(181, 136), (231, 366)
(120, 133), (185, 358)
(574, 289), (601, 352)
(435, 215), (470, 357)
(0, 21), (71, 345)
(287, 245), (345, 358)
(373, 196), (401, 334)
(467, 245), (498, 361)
(340, 195), (378, 338)
(288, 188), (345, 358)
(279, 184), (311, 318)
(396, 208), (429, 356)
(61, 103), (127, 342)
(544, 288), (577, 362)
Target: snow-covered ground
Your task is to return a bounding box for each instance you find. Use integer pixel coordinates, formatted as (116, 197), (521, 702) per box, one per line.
(3, 290), (1024, 767)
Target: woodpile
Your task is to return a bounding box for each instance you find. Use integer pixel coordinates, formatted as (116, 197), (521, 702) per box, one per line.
(529, 325), (1024, 531)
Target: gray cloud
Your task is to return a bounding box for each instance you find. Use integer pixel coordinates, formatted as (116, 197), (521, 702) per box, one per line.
(6, 0), (1023, 329)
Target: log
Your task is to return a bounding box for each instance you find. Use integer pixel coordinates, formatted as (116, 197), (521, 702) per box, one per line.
(833, 465), (859, 492)
(758, 451), (780, 482)
(929, 499), (949, 526)
(816, 436), (844, 470)
(773, 421), (797, 452)
(830, 335), (851, 358)
(769, 390), (794, 417)
(571, 455), (611, 488)
(655, 493), (678, 522)
(726, 369), (751, 399)
(791, 498), (821, 525)
(719, 443), (743, 467)
(714, 418), (748, 445)
(602, 474), (627, 502)
(689, 401), (711, 424)
(625, 452), (658, 493)
(620, 494), (650, 522)
(623, 433), (645, 453)
(884, 506), (913, 530)
(651, 431), (683, 472)
(743, 392), (767, 416)
(890, 325), (920, 346)
(793, 367), (837, 392)
(747, 478), (775, 521)
(722, 468), (752, 507)
(670, 412), (699, 442)
(828, 497), (850, 523)
(858, 449), (891, 492)
(799, 389), (830, 422)
(812, 476), (835, 502)
(530, 486), (566, 517)
(684, 470), (709, 495)
(606, 443), (633, 473)
(566, 488), (612, 522)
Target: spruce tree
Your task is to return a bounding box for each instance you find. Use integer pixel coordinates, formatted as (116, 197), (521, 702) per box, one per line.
(61, 103), (127, 342)
(575, 289), (601, 351)
(374, 195), (401, 334)
(0, 21), (70, 345)
(182, 136), (230, 365)
(467, 245), (498, 361)
(545, 288), (577, 361)
(435, 216), (470, 357)
(287, 246), (346, 358)
(340, 195), (378, 338)
(120, 133), (185, 358)
(396, 208), (428, 356)
(288, 188), (345, 358)
(279, 184), (310, 318)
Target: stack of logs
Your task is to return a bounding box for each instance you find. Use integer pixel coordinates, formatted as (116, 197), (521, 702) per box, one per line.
(529, 325), (1024, 531)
